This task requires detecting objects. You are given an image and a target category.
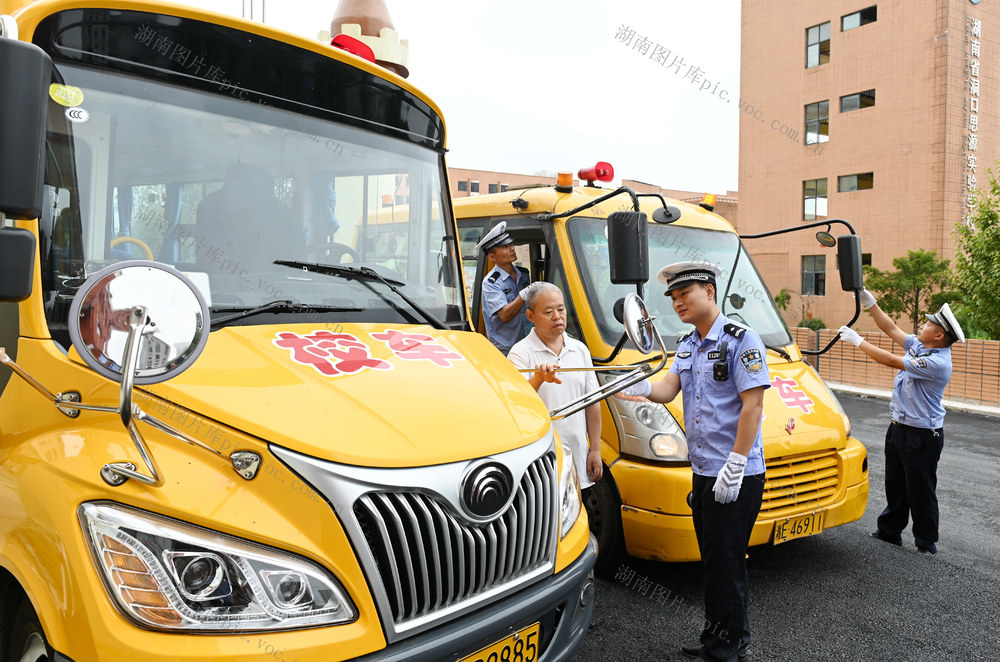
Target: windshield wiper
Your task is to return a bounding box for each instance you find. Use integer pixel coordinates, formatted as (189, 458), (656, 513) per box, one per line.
(766, 345), (792, 362)
(210, 300), (363, 329)
(273, 260), (448, 330)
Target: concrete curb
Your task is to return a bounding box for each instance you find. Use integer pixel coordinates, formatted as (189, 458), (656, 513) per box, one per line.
(827, 382), (1000, 419)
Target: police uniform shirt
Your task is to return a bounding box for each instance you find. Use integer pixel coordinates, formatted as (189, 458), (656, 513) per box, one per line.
(668, 314), (770, 477)
(889, 335), (952, 429)
(508, 329), (599, 489)
(482, 264), (530, 352)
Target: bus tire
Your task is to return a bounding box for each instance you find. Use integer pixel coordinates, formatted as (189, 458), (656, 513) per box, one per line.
(7, 597), (49, 662)
(583, 469), (624, 576)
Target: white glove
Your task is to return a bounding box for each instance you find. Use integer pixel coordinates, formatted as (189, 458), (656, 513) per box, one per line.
(714, 452), (747, 504)
(859, 288), (877, 310)
(838, 325), (863, 347)
(620, 380), (651, 398)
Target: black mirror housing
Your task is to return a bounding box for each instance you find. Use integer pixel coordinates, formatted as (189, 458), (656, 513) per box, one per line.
(837, 234), (864, 291)
(0, 39), (51, 219)
(607, 211), (648, 284)
(0, 228), (36, 302)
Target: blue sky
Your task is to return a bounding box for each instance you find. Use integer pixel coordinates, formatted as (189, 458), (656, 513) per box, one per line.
(180, 1), (743, 193)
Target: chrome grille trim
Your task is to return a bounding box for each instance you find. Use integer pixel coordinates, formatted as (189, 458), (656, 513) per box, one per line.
(353, 450), (558, 624)
(271, 430), (559, 643)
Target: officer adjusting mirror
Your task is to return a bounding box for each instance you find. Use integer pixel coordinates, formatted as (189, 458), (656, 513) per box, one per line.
(68, 261), (209, 384)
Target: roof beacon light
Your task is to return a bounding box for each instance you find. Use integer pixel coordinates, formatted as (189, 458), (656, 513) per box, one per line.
(330, 34), (377, 65)
(555, 172), (574, 193)
(699, 193), (717, 211)
(578, 162), (614, 187)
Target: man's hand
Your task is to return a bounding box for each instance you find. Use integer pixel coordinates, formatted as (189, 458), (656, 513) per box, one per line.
(838, 326), (864, 347)
(586, 447), (603, 482)
(533, 363), (561, 384)
(859, 288), (877, 310)
(714, 452), (747, 504)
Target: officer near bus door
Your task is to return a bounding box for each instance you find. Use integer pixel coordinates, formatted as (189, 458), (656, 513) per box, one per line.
(476, 221), (530, 355)
(838, 291), (964, 555)
(623, 261), (769, 662)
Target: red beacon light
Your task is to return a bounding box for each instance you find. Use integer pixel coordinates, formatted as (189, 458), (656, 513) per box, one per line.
(577, 161), (614, 187)
(330, 34), (376, 66)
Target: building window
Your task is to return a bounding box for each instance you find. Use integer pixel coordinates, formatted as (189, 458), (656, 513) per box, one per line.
(805, 101), (830, 144)
(841, 89), (875, 112)
(803, 178), (828, 220)
(802, 255), (826, 296)
(470, 181), (479, 193)
(839, 172), (874, 192)
(806, 22), (831, 68)
(500, 183), (509, 192)
(842, 6), (876, 31)
(457, 181), (468, 192)
(488, 183), (498, 194)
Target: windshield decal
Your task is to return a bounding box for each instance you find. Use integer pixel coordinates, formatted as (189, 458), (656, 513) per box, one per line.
(769, 375), (815, 414)
(273, 331), (393, 377)
(370, 329), (465, 368)
(49, 83), (84, 107)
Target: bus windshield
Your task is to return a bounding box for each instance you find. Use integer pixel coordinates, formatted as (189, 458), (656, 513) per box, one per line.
(40, 65), (463, 340)
(567, 218), (793, 350)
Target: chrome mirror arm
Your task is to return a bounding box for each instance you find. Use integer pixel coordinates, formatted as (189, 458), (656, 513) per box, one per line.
(549, 325), (670, 421)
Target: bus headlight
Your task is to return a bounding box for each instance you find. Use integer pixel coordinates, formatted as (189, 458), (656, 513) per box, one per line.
(79, 502), (356, 631)
(559, 461), (582, 538)
(601, 375), (688, 462)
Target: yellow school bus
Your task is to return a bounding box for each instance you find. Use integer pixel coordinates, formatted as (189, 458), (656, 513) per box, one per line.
(0, 2), (596, 660)
(454, 175), (869, 567)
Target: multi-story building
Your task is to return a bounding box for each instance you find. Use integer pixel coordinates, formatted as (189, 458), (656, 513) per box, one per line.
(739, 1), (998, 330)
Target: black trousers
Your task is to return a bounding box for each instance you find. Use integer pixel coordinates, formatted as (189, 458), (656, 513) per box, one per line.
(691, 472), (765, 662)
(876, 421), (944, 549)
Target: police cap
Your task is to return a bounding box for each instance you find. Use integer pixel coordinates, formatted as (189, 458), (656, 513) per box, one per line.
(926, 303), (965, 343)
(474, 221), (514, 253)
(657, 260), (722, 293)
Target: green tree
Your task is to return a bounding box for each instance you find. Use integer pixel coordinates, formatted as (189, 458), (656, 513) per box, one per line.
(774, 287), (791, 312)
(955, 166), (1000, 339)
(863, 249), (954, 334)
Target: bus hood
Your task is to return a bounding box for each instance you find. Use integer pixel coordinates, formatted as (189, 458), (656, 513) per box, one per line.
(760, 359), (852, 456)
(141, 324), (551, 467)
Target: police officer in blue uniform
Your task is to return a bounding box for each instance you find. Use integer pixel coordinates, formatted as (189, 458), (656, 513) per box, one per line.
(476, 221), (529, 354)
(624, 261), (770, 662)
(839, 292), (965, 555)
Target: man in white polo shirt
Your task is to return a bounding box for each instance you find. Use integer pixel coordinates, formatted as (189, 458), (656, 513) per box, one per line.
(507, 282), (602, 489)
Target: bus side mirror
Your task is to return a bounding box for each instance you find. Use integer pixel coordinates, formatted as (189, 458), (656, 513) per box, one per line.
(0, 228), (36, 301)
(607, 211), (648, 284)
(837, 234), (863, 291)
(0, 39), (51, 219)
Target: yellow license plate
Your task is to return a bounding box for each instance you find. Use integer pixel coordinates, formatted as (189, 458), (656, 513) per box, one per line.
(460, 622), (541, 662)
(773, 512), (823, 544)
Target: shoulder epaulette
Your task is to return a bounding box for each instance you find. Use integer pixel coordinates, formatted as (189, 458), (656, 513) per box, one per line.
(678, 331), (694, 343)
(723, 322), (747, 338)
(487, 271), (500, 283)
(516, 265), (529, 274)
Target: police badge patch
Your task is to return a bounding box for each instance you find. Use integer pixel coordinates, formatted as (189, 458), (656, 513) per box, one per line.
(739, 348), (764, 373)
(912, 357), (928, 369)
(676, 351), (692, 359)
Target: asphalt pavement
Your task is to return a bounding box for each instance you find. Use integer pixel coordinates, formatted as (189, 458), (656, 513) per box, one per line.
(574, 392), (1000, 661)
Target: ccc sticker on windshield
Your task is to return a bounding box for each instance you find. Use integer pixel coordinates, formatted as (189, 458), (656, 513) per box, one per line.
(49, 84), (84, 107)
(65, 107), (90, 123)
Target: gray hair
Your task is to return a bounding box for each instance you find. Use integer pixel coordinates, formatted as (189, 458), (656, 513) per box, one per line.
(521, 281), (561, 311)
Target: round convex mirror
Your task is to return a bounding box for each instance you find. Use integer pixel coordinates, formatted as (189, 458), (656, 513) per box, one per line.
(622, 293), (655, 354)
(68, 260), (209, 384)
